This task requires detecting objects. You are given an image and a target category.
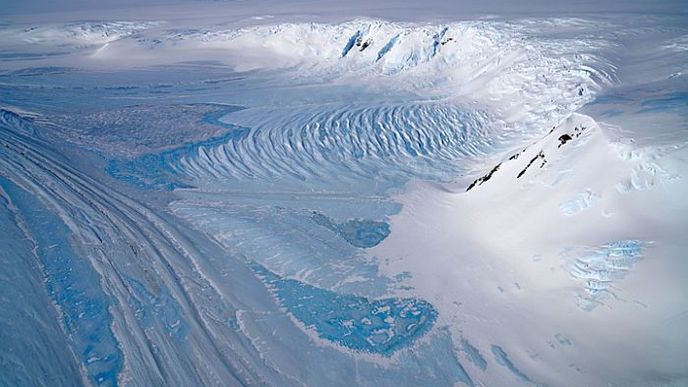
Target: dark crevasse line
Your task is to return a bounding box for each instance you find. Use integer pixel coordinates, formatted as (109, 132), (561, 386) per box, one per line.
(251, 262), (437, 356)
(0, 175), (123, 387)
(376, 34), (400, 62)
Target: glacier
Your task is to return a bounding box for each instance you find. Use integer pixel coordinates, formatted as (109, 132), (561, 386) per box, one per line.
(1, 1), (687, 386)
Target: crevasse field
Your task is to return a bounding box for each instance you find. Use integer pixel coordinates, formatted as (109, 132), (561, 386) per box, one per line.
(1, 1), (687, 386)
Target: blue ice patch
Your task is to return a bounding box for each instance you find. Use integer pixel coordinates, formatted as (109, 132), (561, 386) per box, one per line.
(0, 176), (123, 386)
(461, 338), (487, 370)
(638, 92), (688, 114)
(106, 107), (250, 190)
(342, 31), (363, 57)
(126, 276), (188, 340)
(376, 34), (400, 61)
(491, 345), (535, 384)
(251, 262), (436, 355)
(569, 240), (647, 310)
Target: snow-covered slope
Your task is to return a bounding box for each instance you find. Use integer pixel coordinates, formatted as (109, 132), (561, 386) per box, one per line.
(373, 112), (688, 386)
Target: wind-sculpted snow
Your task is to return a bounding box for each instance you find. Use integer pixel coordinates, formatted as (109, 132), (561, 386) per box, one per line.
(169, 195), (399, 295)
(107, 130), (250, 190)
(108, 103), (495, 191)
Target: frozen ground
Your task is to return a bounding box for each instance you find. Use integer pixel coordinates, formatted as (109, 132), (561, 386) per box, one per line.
(0, 1), (687, 386)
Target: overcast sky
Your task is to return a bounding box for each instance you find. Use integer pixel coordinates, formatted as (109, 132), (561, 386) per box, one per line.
(2, 0), (687, 23)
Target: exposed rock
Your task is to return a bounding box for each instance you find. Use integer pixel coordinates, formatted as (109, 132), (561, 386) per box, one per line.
(466, 163), (501, 191)
(517, 151), (544, 178)
(464, 115), (595, 191)
(558, 134), (572, 148)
